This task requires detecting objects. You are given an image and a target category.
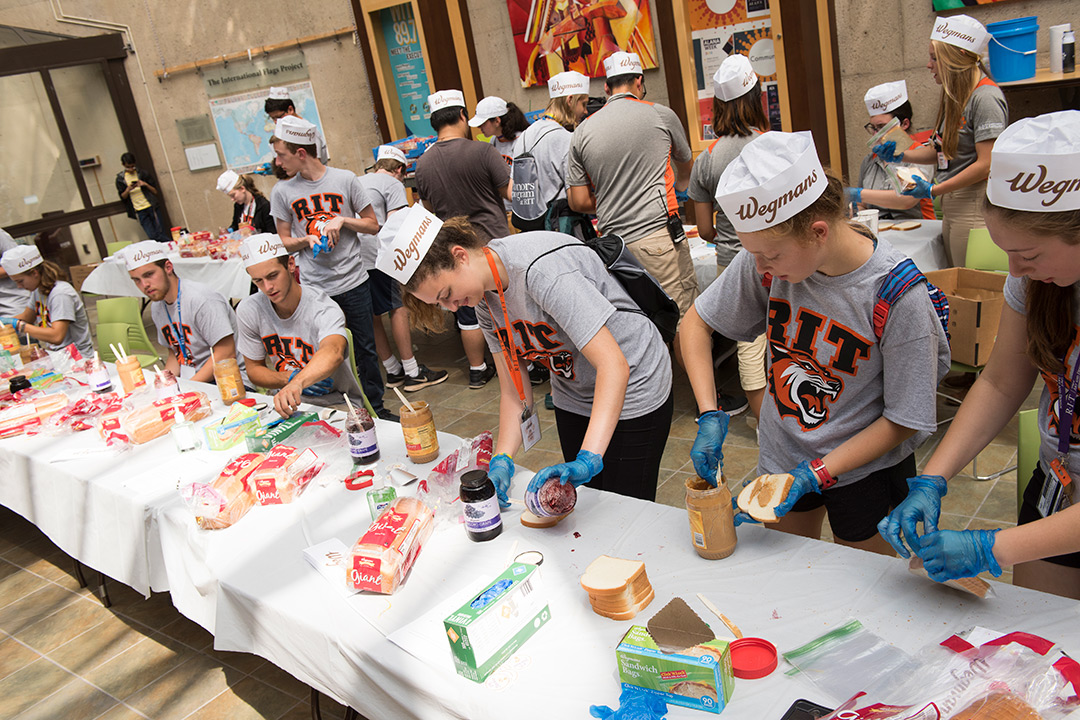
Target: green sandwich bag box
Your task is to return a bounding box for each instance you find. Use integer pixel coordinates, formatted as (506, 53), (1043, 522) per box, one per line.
(245, 412), (318, 453)
(616, 625), (734, 714)
(444, 562), (550, 682)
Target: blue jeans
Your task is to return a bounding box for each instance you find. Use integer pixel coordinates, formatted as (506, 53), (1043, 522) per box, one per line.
(136, 206), (166, 241)
(331, 281), (385, 412)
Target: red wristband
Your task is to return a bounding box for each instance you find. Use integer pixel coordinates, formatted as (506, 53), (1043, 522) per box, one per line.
(810, 458), (836, 490)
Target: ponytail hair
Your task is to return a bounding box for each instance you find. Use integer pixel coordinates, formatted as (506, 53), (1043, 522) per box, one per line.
(33, 260), (64, 298)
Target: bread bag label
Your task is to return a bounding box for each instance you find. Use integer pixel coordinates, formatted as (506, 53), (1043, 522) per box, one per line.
(350, 555), (382, 591)
(359, 509), (409, 549)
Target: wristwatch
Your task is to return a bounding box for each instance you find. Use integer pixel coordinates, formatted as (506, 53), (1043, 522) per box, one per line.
(809, 458), (837, 490)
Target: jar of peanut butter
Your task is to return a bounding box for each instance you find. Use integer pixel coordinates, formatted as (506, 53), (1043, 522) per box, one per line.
(116, 355), (146, 394)
(213, 357), (246, 405)
(0, 325), (18, 352)
(400, 400), (439, 463)
(685, 475), (737, 560)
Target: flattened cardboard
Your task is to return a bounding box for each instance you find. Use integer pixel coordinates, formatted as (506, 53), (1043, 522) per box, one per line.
(647, 597), (716, 654)
(925, 268), (1006, 367)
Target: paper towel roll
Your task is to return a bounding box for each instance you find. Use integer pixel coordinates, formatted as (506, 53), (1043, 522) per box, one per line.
(1051, 24), (1072, 74)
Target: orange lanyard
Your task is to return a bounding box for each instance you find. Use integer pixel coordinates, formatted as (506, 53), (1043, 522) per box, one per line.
(483, 248), (528, 408)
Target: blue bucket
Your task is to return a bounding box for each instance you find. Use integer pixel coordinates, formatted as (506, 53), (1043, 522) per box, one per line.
(986, 16), (1038, 82)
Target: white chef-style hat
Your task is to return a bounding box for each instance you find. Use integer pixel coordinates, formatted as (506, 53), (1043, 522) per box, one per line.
(469, 96), (509, 128)
(712, 54), (757, 102)
(0, 245), (43, 277)
(376, 204), (444, 285)
(548, 71), (590, 98)
(274, 116), (317, 146)
(604, 51), (642, 78)
(714, 131), (828, 234)
(216, 169), (240, 193)
(376, 145), (407, 165)
(240, 234), (288, 269)
(931, 14), (989, 54)
(428, 90), (466, 113)
(864, 80), (908, 116)
(268, 86), (291, 100)
(124, 241), (169, 271)
(987, 110), (1080, 213)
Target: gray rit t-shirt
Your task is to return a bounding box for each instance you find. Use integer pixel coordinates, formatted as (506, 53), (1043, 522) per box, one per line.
(415, 137), (511, 242)
(269, 166), (372, 297)
(567, 94), (692, 243)
(0, 230), (30, 317)
(1005, 275), (1080, 475)
(694, 239), (950, 486)
(936, 80), (1007, 183)
(29, 281), (94, 357)
(687, 133), (758, 265)
(150, 279), (244, 376)
(477, 232), (672, 419)
(357, 172), (408, 270)
(236, 285), (363, 406)
(510, 117), (572, 207)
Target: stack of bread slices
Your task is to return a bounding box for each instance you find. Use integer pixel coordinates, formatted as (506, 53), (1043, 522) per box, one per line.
(579, 555), (655, 620)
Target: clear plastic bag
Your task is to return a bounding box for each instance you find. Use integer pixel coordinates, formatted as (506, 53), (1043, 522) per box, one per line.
(417, 431), (493, 527)
(284, 420), (351, 487)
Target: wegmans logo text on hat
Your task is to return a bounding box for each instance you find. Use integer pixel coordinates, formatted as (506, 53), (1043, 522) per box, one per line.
(986, 111), (1080, 213)
(999, 165), (1080, 208)
(934, 20), (978, 46)
(869, 93), (903, 112)
(395, 215), (434, 272)
(736, 169), (820, 226)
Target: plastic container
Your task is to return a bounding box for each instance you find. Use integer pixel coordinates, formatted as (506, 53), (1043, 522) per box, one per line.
(154, 368), (180, 400)
(986, 16), (1038, 82)
(685, 476), (737, 560)
(400, 400), (439, 463)
(525, 478), (577, 518)
(366, 481), (397, 520)
(460, 470), (502, 542)
(88, 355), (113, 394)
(213, 357), (246, 405)
(0, 325), (18, 352)
(347, 407), (380, 465)
(1064, 30), (1076, 74)
(116, 356), (146, 394)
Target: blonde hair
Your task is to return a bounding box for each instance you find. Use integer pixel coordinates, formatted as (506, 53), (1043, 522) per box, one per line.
(30, 260), (64, 297)
(932, 40), (989, 161)
(548, 94), (587, 130)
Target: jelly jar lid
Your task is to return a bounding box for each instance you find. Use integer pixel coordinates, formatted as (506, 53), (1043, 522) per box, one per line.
(460, 469), (490, 489)
(730, 636), (778, 679)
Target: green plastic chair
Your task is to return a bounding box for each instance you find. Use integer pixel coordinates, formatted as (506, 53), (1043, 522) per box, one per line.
(964, 228), (1009, 273)
(96, 322), (158, 367)
(343, 328), (378, 418)
(105, 240), (132, 257)
(1017, 408), (1038, 512)
(95, 297), (157, 352)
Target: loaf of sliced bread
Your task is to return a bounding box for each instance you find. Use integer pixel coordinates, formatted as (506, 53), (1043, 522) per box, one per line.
(737, 473), (795, 523)
(591, 588), (655, 621)
(581, 555), (654, 620)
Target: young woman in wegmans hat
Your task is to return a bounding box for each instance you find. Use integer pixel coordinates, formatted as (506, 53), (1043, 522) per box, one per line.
(681, 130), (950, 555)
(880, 111), (1080, 599)
(215, 170), (275, 235)
(380, 206), (673, 506)
(0, 244), (94, 357)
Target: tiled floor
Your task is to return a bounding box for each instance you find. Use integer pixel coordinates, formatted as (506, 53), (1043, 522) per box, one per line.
(0, 313), (1038, 718)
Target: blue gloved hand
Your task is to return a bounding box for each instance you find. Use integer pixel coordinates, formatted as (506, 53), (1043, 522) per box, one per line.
(301, 377), (334, 396)
(674, 187), (689, 204)
(0, 317), (18, 330)
(312, 234), (332, 258)
(873, 140), (904, 163)
(731, 486), (759, 528)
(901, 175), (935, 200)
(771, 460), (822, 519)
(590, 686), (668, 720)
(253, 161), (274, 176)
(917, 529), (1001, 582)
(877, 475), (948, 558)
(844, 187), (863, 205)
(527, 449), (603, 494)
(690, 410), (730, 487)
(488, 453), (514, 509)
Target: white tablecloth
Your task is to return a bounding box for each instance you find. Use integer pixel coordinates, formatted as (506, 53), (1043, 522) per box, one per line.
(81, 255), (252, 300)
(879, 219), (948, 273)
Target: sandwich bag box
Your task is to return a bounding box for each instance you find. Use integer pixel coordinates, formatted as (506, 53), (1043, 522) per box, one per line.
(443, 562), (550, 683)
(924, 268), (1006, 366)
(615, 626), (734, 714)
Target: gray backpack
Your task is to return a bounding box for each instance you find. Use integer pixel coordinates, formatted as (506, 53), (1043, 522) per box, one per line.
(511, 127), (563, 231)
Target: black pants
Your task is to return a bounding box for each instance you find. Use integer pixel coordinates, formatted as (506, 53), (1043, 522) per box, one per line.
(553, 393), (673, 502)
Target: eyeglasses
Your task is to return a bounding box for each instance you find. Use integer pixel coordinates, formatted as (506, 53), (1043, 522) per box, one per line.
(864, 122), (889, 135)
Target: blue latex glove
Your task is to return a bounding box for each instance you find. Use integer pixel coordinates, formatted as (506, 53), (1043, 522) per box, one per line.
(302, 378), (334, 396)
(877, 475), (948, 558)
(590, 686), (668, 720)
(0, 317), (18, 330)
(690, 410), (730, 487)
(844, 187), (863, 205)
(901, 175), (935, 200)
(488, 453), (514, 508)
(312, 234), (332, 258)
(873, 140), (904, 163)
(674, 187), (689, 204)
(917, 529), (1001, 582)
(731, 484), (759, 528)
(772, 460), (822, 518)
(253, 161), (274, 176)
(527, 449), (603, 494)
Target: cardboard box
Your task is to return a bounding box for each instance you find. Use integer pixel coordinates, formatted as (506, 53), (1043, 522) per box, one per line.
(443, 562), (550, 683)
(69, 263), (101, 292)
(925, 268), (1006, 367)
(616, 626), (734, 714)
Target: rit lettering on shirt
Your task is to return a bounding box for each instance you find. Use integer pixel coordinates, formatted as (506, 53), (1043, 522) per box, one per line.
(290, 193), (346, 237)
(495, 320), (576, 381)
(161, 323), (196, 366)
(766, 298), (874, 431)
(261, 334), (315, 373)
(1042, 329), (1080, 445)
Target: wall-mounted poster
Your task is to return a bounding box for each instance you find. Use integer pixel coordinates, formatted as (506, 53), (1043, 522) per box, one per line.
(209, 82), (324, 173)
(506, 0), (659, 88)
(932, 0), (1011, 11)
(380, 3), (432, 138)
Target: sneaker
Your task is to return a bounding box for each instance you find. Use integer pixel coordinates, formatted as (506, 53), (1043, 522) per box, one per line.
(385, 369), (406, 388)
(468, 364), (497, 389)
(544, 392), (554, 410)
(718, 392), (749, 417)
(528, 363), (550, 386)
(403, 365), (449, 392)
(375, 407), (400, 423)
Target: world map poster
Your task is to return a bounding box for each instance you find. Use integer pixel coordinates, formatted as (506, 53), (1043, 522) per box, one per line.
(209, 82), (324, 173)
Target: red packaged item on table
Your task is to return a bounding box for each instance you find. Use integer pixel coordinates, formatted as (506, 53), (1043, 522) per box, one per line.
(99, 391), (212, 445)
(185, 452), (265, 530)
(347, 496), (434, 594)
(249, 445), (324, 505)
(46, 392), (123, 434)
(0, 392), (69, 438)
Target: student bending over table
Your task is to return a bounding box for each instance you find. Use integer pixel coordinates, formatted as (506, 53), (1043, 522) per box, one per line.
(0, 244), (94, 358)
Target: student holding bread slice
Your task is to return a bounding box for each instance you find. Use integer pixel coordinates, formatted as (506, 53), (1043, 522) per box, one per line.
(380, 205), (673, 507)
(681, 130), (950, 555)
(880, 111), (1080, 599)
(0, 244), (94, 358)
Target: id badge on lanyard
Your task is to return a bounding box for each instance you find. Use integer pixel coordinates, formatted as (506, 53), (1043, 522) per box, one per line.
(1038, 358), (1080, 517)
(931, 131), (948, 171)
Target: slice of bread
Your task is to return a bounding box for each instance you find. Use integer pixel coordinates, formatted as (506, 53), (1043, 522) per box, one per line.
(895, 165), (926, 191)
(590, 588), (655, 621)
(588, 578), (653, 611)
(908, 557), (991, 598)
(580, 555), (647, 595)
(892, 220), (922, 231)
(737, 473), (795, 523)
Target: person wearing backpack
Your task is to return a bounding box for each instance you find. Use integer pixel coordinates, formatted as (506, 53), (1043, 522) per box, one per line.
(680, 131), (950, 555)
(380, 205), (673, 504)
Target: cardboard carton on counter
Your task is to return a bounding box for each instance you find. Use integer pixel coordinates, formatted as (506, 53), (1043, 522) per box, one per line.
(69, 263), (101, 293)
(925, 268), (1006, 367)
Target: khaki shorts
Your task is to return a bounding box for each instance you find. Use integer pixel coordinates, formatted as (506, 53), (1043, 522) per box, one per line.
(941, 180), (987, 267)
(626, 227), (700, 323)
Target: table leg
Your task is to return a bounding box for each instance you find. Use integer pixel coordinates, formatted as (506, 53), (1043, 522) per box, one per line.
(310, 687), (322, 720)
(72, 558), (87, 589)
(94, 571), (112, 608)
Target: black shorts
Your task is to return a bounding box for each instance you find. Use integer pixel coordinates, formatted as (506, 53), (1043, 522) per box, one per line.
(788, 454), (916, 542)
(455, 306), (479, 331)
(369, 269), (402, 316)
(1018, 465), (1080, 568)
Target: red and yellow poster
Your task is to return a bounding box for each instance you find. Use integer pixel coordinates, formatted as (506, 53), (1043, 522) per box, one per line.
(506, 0), (659, 88)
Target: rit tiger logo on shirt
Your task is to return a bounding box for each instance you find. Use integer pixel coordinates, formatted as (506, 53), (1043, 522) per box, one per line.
(261, 334), (315, 373)
(496, 320), (575, 380)
(161, 323), (195, 367)
(767, 299), (874, 431)
(1042, 327), (1080, 445)
(290, 193), (346, 239)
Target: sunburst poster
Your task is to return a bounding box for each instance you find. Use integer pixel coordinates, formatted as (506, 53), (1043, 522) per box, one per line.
(506, 0), (659, 88)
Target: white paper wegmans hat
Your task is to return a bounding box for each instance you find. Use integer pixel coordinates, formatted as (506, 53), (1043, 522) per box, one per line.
(864, 81), (908, 116)
(268, 86), (291, 100)
(274, 116), (317, 145)
(376, 204), (443, 285)
(604, 51), (642, 78)
(548, 71), (590, 98)
(987, 110), (1080, 213)
(240, 234), (288, 269)
(124, 241), (169, 271)
(931, 14), (988, 54)
(376, 145), (407, 164)
(715, 131), (828, 233)
(0, 245), (43, 276)
(713, 54), (757, 102)
(469, 96), (508, 128)
(216, 170), (240, 193)
(428, 90), (466, 113)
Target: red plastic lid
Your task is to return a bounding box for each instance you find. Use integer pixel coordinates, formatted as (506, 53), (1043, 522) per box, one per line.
(729, 637), (778, 679)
